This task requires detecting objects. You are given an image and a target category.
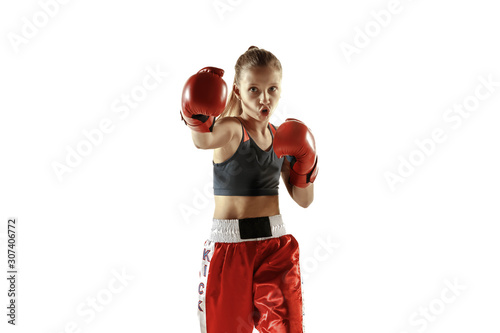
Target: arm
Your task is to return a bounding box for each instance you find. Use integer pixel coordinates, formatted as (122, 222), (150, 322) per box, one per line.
(191, 116), (239, 150)
(274, 118), (319, 208)
(180, 67), (228, 141)
(281, 157), (314, 208)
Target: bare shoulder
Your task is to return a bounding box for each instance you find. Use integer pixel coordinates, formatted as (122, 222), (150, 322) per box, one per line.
(191, 116), (242, 150)
(212, 117), (243, 162)
(215, 116), (241, 130)
(213, 116), (242, 140)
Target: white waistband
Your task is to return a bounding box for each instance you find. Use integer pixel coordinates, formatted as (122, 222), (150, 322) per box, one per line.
(209, 215), (286, 243)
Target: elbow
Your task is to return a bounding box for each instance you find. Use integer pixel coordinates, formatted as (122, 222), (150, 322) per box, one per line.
(193, 142), (206, 150)
(298, 198), (313, 208)
(195, 144), (212, 150)
(192, 137), (209, 150)
(296, 193), (314, 208)
(292, 184), (314, 208)
(191, 132), (212, 150)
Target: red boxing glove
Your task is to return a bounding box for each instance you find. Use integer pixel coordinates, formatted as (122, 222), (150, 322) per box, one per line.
(273, 118), (318, 188)
(180, 67), (227, 132)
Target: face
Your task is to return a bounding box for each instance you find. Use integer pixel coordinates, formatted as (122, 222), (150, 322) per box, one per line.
(234, 66), (282, 121)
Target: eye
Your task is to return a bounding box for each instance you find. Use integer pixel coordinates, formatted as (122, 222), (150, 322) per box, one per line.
(269, 86), (278, 92)
(249, 87), (258, 92)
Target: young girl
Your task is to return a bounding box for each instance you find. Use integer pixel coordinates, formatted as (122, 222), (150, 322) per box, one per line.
(180, 46), (318, 333)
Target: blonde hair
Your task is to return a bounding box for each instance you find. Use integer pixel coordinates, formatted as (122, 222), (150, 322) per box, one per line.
(217, 46), (282, 119)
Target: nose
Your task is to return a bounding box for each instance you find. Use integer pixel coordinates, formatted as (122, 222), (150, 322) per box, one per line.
(260, 91), (270, 105)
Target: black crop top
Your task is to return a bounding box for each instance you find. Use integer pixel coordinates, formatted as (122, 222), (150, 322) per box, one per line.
(213, 118), (284, 196)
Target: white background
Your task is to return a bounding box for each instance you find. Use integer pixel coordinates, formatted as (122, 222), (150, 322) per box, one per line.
(1, 0), (499, 332)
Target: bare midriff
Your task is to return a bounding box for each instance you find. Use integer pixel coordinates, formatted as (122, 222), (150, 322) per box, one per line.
(213, 195), (280, 219)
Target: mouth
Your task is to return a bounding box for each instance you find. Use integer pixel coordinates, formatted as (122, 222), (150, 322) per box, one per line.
(260, 107), (270, 114)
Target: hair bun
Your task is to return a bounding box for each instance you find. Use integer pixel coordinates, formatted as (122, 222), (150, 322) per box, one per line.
(247, 46), (259, 51)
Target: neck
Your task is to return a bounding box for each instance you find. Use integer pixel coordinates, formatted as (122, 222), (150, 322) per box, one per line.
(239, 114), (268, 135)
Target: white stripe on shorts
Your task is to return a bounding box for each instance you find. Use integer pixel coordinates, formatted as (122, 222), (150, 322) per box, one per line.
(198, 239), (215, 333)
(209, 214), (286, 243)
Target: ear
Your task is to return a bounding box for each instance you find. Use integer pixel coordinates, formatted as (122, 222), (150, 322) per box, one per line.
(233, 83), (241, 100)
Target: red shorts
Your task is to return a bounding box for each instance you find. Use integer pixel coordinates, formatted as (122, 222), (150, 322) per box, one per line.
(197, 215), (305, 333)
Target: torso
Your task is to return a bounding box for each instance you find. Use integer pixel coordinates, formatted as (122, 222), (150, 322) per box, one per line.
(213, 116), (281, 219)
(213, 195), (280, 219)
